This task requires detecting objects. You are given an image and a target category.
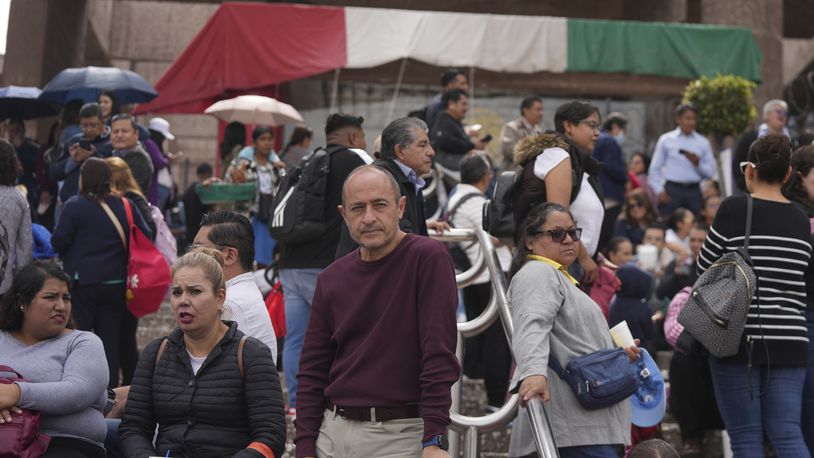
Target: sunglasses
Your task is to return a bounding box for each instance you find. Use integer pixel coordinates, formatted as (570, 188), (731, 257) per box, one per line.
(739, 161), (756, 175)
(628, 202), (645, 208)
(531, 228), (583, 243)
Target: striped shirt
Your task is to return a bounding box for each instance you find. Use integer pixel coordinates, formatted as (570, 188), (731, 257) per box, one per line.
(698, 195), (812, 366)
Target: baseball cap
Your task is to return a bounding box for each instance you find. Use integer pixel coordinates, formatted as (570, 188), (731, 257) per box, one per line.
(630, 348), (666, 427)
(148, 117), (175, 140)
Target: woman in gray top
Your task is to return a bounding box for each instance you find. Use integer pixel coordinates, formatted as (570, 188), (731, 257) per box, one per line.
(0, 138), (32, 296)
(0, 262), (109, 457)
(508, 203), (636, 458)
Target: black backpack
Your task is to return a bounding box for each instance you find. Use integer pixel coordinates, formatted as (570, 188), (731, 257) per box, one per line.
(482, 171), (521, 239)
(268, 145), (344, 244)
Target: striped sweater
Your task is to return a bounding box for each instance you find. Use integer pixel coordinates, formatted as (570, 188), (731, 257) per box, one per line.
(698, 195), (812, 366)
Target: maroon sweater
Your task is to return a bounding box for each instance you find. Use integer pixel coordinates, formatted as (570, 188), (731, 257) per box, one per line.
(294, 235), (461, 456)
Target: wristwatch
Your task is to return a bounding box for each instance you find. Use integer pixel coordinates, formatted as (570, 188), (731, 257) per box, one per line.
(422, 434), (449, 450)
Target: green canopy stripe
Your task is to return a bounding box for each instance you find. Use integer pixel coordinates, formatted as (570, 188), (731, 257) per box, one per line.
(566, 19), (762, 82)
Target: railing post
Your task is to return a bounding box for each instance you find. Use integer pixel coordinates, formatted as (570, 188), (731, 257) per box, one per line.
(526, 397), (560, 458)
(448, 332), (463, 458)
(463, 425), (480, 457)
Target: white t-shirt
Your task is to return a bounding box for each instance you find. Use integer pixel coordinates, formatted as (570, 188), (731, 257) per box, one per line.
(223, 272), (278, 362)
(533, 148), (604, 256)
(187, 350), (207, 375)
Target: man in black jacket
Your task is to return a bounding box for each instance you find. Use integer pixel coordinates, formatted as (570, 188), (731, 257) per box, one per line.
(278, 113), (370, 414)
(430, 89), (485, 173)
(50, 103), (112, 223)
(335, 117), (449, 258)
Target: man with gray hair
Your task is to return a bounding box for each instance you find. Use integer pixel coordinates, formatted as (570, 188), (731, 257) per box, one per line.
(335, 117), (448, 258)
(732, 99), (790, 193)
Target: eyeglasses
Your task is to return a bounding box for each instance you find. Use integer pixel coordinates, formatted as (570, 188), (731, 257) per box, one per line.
(740, 161), (756, 175)
(773, 109), (788, 118)
(628, 202), (645, 209)
(580, 120), (600, 131)
(531, 228), (583, 243)
(188, 241), (235, 253)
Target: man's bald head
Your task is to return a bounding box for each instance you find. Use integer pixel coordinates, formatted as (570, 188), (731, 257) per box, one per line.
(341, 165), (402, 206)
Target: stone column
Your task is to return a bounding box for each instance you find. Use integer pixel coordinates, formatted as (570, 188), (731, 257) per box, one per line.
(701, 0), (783, 108)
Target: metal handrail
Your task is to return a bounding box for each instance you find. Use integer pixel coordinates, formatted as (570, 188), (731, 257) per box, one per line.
(423, 165), (449, 220)
(430, 228), (558, 458)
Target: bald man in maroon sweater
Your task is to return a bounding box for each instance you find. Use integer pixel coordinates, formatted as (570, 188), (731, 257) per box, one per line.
(294, 165), (460, 458)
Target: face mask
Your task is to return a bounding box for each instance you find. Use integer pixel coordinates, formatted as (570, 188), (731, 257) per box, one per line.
(614, 132), (625, 144)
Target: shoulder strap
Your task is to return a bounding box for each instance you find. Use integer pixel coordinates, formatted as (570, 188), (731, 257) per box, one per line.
(547, 355), (566, 378)
(121, 197), (135, 229)
(447, 192), (481, 222)
(743, 194), (753, 250)
(155, 338), (168, 365)
(100, 200), (127, 250)
(237, 335), (248, 380)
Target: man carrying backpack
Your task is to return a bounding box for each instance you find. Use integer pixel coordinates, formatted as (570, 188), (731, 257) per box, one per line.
(277, 113), (370, 416)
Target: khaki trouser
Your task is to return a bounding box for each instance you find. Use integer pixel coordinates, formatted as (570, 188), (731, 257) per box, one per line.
(316, 409), (424, 458)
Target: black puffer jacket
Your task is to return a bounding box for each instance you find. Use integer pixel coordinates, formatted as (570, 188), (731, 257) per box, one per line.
(119, 322), (285, 458)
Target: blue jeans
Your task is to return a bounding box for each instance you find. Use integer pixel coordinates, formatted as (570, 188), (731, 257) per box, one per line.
(280, 268), (321, 408)
(802, 309), (814, 453)
(709, 357), (809, 457)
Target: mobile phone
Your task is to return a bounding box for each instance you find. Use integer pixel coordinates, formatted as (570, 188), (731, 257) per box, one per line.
(78, 139), (92, 150)
(481, 134), (493, 143)
(679, 149), (695, 157)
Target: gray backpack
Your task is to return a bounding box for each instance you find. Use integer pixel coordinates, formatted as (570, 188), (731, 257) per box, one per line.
(678, 195), (758, 358)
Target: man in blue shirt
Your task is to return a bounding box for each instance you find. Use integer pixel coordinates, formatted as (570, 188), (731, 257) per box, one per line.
(593, 112), (629, 253)
(648, 103), (716, 215)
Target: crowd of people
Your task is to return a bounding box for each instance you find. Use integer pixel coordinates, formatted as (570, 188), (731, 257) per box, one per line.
(0, 67), (813, 458)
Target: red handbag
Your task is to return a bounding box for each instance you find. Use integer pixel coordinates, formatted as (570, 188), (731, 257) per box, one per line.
(101, 198), (171, 318)
(0, 366), (50, 458)
(264, 280), (286, 338)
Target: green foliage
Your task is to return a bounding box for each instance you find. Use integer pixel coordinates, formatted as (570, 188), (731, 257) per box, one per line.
(682, 75), (757, 139)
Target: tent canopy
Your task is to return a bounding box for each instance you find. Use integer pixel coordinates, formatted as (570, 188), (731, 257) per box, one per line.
(136, 2), (762, 115)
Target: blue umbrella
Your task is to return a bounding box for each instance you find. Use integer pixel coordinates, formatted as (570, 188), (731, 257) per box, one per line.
(0, 86), (60, 119)
(38, 66), (158, 105)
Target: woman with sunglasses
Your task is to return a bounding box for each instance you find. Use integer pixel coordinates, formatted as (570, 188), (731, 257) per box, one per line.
(700, 134), (811, 457)
(514, 101), (605, 283)
(507, 203), (638, 458)
(614, 189), (657, 247)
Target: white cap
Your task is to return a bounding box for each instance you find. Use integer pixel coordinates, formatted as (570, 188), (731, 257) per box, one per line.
(148, 117), (175, 140)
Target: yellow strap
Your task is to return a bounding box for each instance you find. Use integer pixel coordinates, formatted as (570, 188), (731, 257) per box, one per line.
(100, 201), (127, 250)
(526, 255), (579, 286)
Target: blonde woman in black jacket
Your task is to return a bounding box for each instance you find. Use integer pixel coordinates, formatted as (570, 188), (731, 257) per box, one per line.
(119, 248), (285, 458)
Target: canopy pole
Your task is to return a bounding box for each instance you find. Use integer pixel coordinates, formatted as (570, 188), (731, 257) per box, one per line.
(330, 68), (341, 112)
(386, 58), (409, 125)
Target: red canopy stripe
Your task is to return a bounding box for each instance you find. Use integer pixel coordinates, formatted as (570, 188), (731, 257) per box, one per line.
(135, 2), (347, 115)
